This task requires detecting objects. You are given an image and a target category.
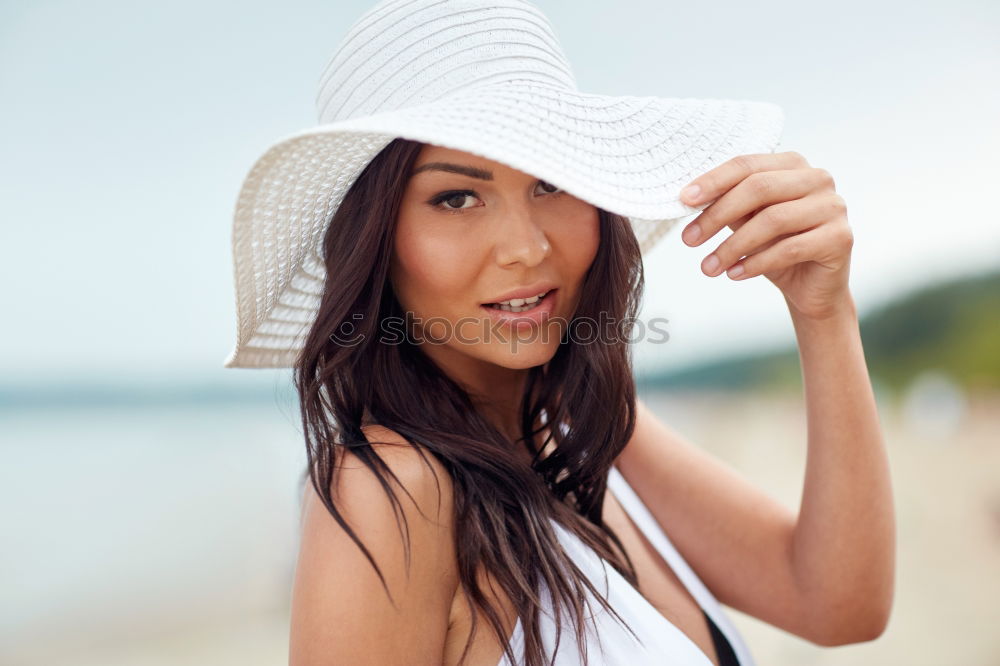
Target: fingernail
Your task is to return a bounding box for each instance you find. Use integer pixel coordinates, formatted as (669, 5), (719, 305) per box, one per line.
(681, 184), (701, 203)
(682, 223), (701, 245)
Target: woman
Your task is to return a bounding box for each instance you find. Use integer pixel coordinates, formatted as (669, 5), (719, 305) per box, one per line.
(222, 1), (895, 665)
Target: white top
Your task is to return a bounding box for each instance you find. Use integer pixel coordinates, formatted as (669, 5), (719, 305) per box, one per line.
(497, 464), (754, 665)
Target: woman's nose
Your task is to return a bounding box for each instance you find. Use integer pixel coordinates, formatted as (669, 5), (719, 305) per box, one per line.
(492, 206), (552, 267)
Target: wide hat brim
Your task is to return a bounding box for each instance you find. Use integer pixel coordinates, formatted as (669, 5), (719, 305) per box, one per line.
(223, 79), (784, 369)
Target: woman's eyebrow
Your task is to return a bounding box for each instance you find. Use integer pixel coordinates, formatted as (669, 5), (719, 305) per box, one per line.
(411, 162), (494, 181)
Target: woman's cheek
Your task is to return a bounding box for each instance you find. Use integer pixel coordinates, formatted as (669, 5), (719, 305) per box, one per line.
(397, 232), (479, 312)
(558, 207), (600, 270)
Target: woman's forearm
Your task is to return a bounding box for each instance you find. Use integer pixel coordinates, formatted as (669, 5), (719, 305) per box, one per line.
(786, 292), (896, 644)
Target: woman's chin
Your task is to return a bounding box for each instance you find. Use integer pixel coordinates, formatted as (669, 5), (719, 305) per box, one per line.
(483, 342), (559, 369)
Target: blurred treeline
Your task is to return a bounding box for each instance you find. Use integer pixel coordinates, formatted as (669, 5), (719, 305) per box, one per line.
(639, 267), (1000, 397)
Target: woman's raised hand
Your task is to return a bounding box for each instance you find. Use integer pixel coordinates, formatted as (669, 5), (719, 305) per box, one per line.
(680, 152), (855, 320)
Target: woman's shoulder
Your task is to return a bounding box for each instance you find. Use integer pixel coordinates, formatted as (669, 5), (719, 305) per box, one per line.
(290, 423), (460, 664)
(328, 422), (457, 543)
(348, 423), (455, 508)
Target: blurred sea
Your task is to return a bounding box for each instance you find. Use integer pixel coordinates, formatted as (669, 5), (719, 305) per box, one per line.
(1, 378), (306, 666)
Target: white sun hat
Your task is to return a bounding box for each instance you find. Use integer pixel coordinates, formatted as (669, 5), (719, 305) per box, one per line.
(223, 0), (785, 369)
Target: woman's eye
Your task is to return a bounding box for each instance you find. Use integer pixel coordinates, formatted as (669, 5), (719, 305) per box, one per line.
(536, 180), (563, 195)
(430, 180), (563, 214)
(430, 190), (479, 212)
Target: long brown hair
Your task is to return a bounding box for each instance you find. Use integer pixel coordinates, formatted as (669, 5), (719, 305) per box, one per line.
(293, 137), (646, 666)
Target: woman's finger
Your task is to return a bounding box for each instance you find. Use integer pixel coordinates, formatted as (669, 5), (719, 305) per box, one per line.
(699, 193), (842, 277)
(725, 217), (854, 280)
(680, 150), (812, 207)
(682, 166), (834, 248)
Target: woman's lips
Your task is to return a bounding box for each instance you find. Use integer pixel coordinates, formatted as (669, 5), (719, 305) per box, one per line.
(480, 289), (558, 331)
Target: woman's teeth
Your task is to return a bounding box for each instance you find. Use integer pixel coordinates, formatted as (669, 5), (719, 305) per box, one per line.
(486, 290), (550, 312)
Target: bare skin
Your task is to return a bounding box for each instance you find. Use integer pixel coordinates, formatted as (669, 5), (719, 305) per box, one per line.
(393, 144), (730, 665)
(389, 143), (599, 439)
(290, 146), (895, 664)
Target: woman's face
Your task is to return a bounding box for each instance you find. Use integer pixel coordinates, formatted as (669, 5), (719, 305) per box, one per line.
(390, 143), (600, 384)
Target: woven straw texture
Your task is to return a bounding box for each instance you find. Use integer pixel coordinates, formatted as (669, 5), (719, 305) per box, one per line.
(224, 0), (785, 368)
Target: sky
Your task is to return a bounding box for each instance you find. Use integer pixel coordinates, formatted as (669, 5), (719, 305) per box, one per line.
(1, 0), (997, 384)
